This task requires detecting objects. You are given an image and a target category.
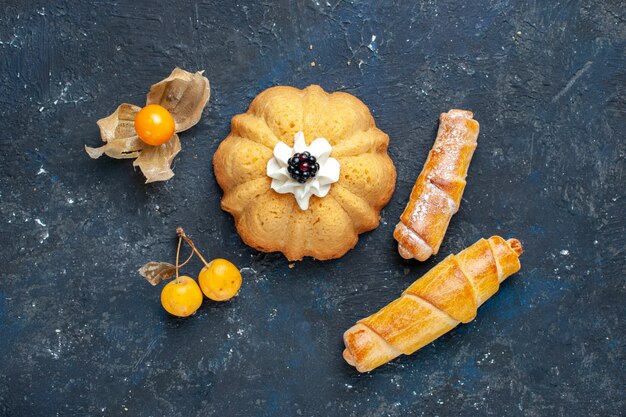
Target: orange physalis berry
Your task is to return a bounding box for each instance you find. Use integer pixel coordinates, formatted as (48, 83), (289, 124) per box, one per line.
(134, 104), (175, 146)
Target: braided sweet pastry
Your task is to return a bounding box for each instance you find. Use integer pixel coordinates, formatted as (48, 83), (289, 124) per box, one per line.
(394, 109), (479, 261)
(343, 236), (523, 372)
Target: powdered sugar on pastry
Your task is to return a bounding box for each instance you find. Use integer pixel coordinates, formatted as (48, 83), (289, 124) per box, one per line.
(395, 223), (432, 260)
(393, 109), (479, 261)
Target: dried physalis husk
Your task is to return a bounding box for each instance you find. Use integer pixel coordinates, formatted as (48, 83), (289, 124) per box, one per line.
(138, 261), (177, 286)
(147, 68), (210, 132)
(86, 103), (144, 159)
(133, 133), (181, 183)
(85, 68), (210, 183)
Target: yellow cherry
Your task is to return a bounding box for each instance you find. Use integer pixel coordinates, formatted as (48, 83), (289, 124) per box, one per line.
(160, 276), (203, 317)
(198, 259), (242, 301)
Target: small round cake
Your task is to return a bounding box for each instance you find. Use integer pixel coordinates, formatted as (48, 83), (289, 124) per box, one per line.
(213, 85), (396, 261)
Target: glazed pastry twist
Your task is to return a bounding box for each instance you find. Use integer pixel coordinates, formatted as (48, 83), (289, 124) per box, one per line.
(343, 236), (523, 373)
(394, 109), (479, 261)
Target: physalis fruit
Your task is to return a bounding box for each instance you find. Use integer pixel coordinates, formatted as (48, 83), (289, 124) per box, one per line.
(85, 68), (210, 183)
(135, 104), (176, 146)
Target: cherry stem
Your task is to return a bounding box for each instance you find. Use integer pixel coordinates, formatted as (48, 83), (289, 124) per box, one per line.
(175, 235), (182, 283)
(177, 248), (194, 270)
(177, 227), (210, 266)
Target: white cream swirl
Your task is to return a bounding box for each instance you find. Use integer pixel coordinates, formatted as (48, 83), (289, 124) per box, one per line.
(266, 131), (340, 210)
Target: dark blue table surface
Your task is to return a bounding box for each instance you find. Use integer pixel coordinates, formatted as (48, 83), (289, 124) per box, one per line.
(1, 1), (624, 416)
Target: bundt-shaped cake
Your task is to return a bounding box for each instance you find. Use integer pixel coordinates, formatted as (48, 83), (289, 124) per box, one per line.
(213, 85), (396, 261)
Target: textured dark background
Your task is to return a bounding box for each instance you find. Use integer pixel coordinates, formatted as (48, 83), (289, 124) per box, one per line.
(1, 1), (625, 416)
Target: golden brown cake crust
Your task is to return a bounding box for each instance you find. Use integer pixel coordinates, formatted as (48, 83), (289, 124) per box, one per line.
(214, 85), (396, 261)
